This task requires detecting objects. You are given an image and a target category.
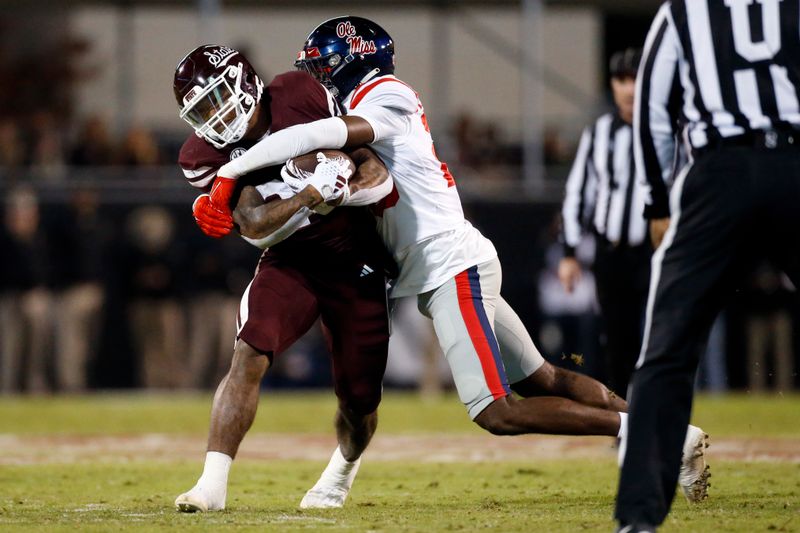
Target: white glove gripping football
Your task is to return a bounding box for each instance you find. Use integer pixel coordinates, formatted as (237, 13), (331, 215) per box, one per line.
(279, 159), (335, 215)
(281, 153), (352, 204)
(280, 160), (311, 193)
(307, 152), (351, 203)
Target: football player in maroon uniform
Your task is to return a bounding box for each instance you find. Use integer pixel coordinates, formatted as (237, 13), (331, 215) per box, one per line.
(172, 44), (395, 512)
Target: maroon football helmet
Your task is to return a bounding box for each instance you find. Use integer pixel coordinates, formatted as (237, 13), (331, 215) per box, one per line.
(173, 44), (264, 148)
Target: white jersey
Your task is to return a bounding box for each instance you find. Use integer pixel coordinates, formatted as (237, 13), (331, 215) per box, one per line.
(344, 75), (496, 297)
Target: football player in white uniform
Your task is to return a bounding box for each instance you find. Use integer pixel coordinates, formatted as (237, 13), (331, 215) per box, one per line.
(202, 17), (709, 501)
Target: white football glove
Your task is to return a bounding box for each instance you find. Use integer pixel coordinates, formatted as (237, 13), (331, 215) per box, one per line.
(307, 152), (352, 203)
(280, 160), (309, 193)
(281, 153), (351, 204)
(279, 162), (333, 215)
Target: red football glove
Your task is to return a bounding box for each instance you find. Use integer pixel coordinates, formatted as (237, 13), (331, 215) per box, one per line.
(192, 194), (233, 238)
(209, 175), (238, 216)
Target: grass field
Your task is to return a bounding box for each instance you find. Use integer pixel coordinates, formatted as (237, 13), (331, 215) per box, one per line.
(1, 392), (799, 532)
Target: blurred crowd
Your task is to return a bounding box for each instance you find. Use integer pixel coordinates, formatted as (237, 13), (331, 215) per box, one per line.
(0, 184), (259, 393)
(0, 114), (165, 184)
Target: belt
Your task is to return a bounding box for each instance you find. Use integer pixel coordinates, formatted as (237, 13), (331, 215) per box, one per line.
(693, 128), (800, 157)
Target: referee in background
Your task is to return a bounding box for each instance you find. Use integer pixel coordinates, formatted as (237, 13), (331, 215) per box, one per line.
(559, 48), (650, 398)
(617, 0), (800, 531)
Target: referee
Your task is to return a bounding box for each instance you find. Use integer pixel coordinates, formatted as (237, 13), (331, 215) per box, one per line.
(560, 48), (650, 398)
(617, 1), (800, 531)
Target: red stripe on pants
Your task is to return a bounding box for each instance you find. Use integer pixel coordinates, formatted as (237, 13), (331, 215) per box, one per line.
(454, 271), (507, 400)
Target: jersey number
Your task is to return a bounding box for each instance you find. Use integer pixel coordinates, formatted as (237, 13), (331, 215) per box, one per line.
(724, 0), (796, 129)
(421, 113), (456, 187)
(726, 0), (782, 62)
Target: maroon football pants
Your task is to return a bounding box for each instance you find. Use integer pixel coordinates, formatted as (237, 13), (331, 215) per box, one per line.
(237, 252), (390, 415)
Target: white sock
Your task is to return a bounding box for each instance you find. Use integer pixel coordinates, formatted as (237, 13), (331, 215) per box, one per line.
(315, 447), (360, 489)
(617, 412), (628, 439)
(196, 451), (232, 494)
(617, 413), (629, 467)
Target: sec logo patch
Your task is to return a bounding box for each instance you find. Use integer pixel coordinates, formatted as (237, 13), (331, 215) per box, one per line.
(230, 147), (247, 160)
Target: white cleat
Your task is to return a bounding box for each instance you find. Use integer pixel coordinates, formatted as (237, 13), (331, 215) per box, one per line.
(299, 486), (351, 509)
(299, 451), (361, 510)
(174, 485), (225, 513)
(679, 425), (711, 503)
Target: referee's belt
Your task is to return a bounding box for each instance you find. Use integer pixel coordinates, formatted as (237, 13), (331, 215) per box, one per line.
(694, 128), (800, 157)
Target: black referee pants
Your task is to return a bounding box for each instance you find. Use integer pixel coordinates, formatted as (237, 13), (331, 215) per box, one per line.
(593, 241), (651, 398)
(616, 146), (800, 526)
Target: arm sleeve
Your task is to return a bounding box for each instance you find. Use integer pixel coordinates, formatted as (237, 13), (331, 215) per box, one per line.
(561, 126), (596, 257)
(220, 117), (349, 178)
(343, 174), (394, 206)
(634, 2), (683, 219)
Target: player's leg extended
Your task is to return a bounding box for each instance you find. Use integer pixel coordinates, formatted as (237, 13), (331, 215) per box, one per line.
(419, 258), (619, 435)
(176, 259), (320, 513)
(616, 154), (755, 527)
(300, 266), (390, 509)
(496, 296), (627, 414)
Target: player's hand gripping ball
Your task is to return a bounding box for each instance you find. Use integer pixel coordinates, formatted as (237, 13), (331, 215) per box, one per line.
(281, 150), (355, 213)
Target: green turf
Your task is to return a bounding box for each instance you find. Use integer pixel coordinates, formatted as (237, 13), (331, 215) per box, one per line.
(0, 391), (798, 437)
(1, 392), (798, 531)
(1, 460), (798, 532)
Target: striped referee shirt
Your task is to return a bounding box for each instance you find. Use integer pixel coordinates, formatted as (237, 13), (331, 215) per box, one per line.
(637, 0), (800, 218)
(561, 113), (649, 256)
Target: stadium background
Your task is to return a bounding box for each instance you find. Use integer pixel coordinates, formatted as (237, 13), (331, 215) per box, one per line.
(0, 3), (798, 531)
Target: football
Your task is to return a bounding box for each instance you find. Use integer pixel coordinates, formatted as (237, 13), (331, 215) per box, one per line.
(284, 149), (355, 181)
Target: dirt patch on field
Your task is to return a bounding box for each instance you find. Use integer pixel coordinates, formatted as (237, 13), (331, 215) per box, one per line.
(1, 433), (798, 465)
